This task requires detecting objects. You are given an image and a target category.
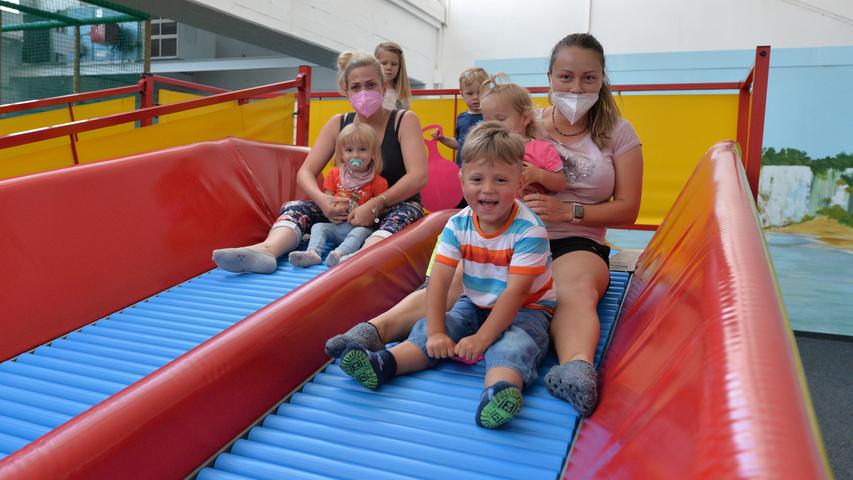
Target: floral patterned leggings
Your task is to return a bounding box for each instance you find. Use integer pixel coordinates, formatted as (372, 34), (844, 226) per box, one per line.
(272, 199), (424, 238)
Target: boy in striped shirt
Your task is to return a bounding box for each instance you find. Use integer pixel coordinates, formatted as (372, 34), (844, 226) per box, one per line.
(339, 121), (555, 429)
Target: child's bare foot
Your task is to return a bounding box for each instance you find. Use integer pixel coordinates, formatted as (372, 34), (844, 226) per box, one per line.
(212, 247), (277, 274)
(288, 249), (322, 267)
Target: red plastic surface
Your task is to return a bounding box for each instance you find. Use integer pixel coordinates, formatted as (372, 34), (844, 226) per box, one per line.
(565, 142), (828, 479)
(0, 138), (309, 362)
(0, 132), (451, 478)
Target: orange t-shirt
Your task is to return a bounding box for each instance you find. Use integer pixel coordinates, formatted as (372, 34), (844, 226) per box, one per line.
(323, 167), (389, 206)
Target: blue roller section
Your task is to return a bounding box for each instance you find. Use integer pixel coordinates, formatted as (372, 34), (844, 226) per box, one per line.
(0, 259), (328, 460)
(199, 271), (630, 479)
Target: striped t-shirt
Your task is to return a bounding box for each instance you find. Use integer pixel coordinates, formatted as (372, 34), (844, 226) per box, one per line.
(434, 200), (556, 312)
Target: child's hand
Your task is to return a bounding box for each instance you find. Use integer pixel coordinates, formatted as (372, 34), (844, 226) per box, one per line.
(454, 334), (489, 362)
(522, 161), (543, 188)
(427, 333), (456, 359)
(430, 129), (441, 141)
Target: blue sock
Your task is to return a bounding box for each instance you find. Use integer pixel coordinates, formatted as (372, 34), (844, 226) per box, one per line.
(476, 380), (523, 429)
(340, 344), (397, 390)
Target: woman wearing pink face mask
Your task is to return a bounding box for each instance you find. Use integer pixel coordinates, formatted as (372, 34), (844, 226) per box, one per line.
(212, 52), (427, 273)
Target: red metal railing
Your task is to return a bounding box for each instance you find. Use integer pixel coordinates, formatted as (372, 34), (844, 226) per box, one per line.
(0, 68), (313, 153)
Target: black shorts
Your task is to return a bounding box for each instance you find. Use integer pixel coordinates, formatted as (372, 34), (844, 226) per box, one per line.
(550, 236), (611, 267)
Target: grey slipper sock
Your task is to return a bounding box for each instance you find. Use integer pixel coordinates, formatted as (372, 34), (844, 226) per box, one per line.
(544, 360), (599, 416)
(325, 322), (383, 357)
(212, 247), (277, 274)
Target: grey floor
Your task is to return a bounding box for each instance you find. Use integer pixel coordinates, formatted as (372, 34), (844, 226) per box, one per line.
(795, 333), (853, 479)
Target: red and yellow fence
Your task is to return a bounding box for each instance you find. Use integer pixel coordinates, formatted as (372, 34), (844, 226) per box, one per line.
(1, 47), (769, 229)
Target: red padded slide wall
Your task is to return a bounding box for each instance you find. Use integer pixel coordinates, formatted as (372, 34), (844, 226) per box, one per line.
(565, 142), (828, 479)
(0, 211), (450, 480)
(0, 138), (309, 362)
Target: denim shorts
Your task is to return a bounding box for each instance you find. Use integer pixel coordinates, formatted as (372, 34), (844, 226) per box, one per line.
(274, 199), (423, 237)
(407, 296), (551, 386)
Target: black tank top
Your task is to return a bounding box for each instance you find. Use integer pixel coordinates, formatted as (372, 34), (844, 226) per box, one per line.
(340, 110), (421, 204)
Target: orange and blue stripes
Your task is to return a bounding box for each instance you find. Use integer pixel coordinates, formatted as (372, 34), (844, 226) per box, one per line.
(435, 200), (556, 312)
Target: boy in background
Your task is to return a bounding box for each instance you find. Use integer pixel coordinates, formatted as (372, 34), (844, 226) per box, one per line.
(432, 67), (489, 166)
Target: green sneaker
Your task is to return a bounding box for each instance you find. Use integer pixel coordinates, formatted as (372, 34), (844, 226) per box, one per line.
(340, 346), (380, 390)
(476, 382), (523, 429)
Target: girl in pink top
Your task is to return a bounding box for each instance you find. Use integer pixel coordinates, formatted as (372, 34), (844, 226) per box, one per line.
(479, 75), (566, 196)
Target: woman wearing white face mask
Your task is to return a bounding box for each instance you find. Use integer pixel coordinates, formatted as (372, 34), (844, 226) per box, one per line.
(522, 33), (644, 416)
(212, 52), (427, 273)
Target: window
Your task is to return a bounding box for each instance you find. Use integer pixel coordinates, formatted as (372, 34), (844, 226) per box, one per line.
(150, 17), (177, 59)
(0, 0), (19, 14)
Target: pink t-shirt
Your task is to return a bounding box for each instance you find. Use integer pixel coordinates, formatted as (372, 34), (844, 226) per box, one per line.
(540, 115), (642, 244)
(524, 139), (563, 172)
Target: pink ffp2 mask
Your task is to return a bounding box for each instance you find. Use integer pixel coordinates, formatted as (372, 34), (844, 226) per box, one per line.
(350, 90), (383, 118)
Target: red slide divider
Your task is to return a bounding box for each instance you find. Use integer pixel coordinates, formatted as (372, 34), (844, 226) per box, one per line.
(565, 142), (828, 479)
(0, 132), (451, 478)
(0, 138), (309, 362)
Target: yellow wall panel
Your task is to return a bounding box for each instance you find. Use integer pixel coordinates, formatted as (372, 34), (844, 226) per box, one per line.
(618, 94), (738, 225)
(73, 97), (137, 141)
(0, 108), (73, 177)
(0, 108), (71, 136)
(75, 103), (245, 163)
(0, 141), (74, 180)
(159, 90), (237, 123)
(73, 96), (294, 164)
(240, 96), (295, 144)
(0, 97), (139, 179)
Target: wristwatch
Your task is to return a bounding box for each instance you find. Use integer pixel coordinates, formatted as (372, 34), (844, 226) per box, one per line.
(570, 203), (584, 224)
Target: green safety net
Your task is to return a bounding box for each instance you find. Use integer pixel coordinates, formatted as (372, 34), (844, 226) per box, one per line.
(1, 0), (148, 105)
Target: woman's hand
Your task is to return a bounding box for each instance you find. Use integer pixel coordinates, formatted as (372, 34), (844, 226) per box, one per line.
(318, 194), (349, 224)
(523, 192), (573, 224)
(427, 332), (456, 359)
(347, 198), (381, 227)
(454, 334), (489, 362)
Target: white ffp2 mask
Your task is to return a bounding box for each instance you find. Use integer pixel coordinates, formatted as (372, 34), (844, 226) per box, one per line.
(551, 92), (598, 124)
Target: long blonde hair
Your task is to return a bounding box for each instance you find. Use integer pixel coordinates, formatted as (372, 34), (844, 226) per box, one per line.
(480, 74), (542, 140)
(374, 42), (411, 105)
(548, 33), (620, 149)
(336, 51), (383, 95)
(334, 123), (383, 174)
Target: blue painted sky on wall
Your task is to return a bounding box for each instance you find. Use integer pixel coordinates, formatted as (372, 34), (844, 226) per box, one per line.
(478, 45), (853, 159)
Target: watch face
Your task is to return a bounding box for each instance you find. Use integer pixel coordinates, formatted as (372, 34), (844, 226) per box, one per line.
(574, 203), (584, 219)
